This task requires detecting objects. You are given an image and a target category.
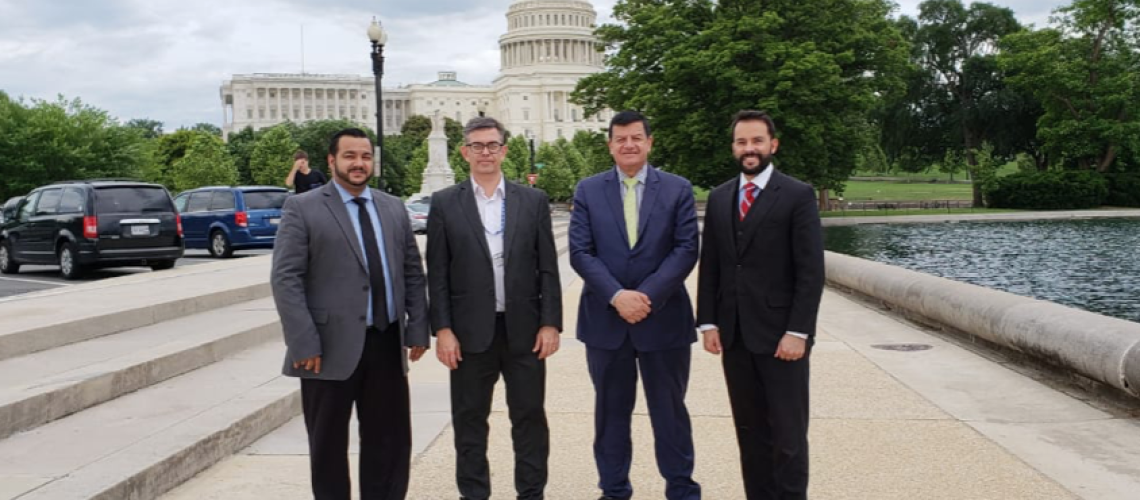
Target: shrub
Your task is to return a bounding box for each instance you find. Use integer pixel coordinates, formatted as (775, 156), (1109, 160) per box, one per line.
(1105, 173), (1140, 207)
(984, 170), (1108, 209)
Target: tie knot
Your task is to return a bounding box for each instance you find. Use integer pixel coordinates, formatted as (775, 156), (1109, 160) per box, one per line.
(623, 177), (639, 188)
(745, 183), (759, 195)
(352, 197), (368, 207)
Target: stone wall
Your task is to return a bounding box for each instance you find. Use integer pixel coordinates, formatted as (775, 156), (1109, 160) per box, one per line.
(824, 251), (1140, 399)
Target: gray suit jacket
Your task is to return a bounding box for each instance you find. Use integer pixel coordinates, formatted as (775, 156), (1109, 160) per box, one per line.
(271, 181), (429, 380)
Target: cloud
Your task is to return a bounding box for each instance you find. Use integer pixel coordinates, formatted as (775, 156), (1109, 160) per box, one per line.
(0, 0), (1068, 130)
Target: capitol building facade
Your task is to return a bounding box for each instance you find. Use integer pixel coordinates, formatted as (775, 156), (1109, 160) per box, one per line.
(219, 0), (612, 143)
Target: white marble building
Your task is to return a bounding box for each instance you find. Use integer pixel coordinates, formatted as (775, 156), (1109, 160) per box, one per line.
(219, 0), (612, 142)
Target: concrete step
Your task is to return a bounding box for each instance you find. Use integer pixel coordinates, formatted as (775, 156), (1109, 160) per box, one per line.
(0, 256), (273, 362)
(0, 298), (280, 440)
(0, 342), (299, 500)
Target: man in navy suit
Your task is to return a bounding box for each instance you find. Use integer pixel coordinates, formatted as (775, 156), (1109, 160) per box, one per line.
(570, 111), (701, 500)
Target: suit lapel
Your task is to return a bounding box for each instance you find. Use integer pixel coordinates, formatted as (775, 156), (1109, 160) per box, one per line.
(320, 184), (367, 272)
(503, 182), (523, 263)
(458, 181), (493, 262)
(636, 167), (661, 246)
(603, 169), (631, 249)
(737, 170), (784, 256)
(712, 179), (739, 250)
(370, 190), (400, 271)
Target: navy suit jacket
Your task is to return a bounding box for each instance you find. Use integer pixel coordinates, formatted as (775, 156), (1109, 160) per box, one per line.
(570, 166), (700, 351)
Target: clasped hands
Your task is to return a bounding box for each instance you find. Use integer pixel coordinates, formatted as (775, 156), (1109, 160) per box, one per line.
(613, 290), (652, 324)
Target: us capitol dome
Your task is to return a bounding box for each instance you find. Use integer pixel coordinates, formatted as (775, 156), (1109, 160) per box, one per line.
(220, 0), (613, 142)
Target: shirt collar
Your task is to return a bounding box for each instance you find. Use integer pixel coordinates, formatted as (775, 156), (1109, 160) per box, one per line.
(615, 164), (649, 184)
(333, 180), (372, 204)
(740, 164), (774, 192)
(471, 175), (506, 201)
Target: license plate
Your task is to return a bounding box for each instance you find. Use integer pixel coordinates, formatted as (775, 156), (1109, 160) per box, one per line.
(268, 218), (280, 226)
(130, 225), (151, 236)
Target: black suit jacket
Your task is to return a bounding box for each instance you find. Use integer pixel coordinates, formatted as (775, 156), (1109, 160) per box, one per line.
(427, 180), (562, 354)
(696, 169), (825, 354)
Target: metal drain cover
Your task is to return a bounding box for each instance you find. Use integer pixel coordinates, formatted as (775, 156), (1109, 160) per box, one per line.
(871, 343), (933, 352)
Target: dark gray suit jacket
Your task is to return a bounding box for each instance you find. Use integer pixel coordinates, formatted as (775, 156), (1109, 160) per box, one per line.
(271, 181), (429, 380)
(426, 180), (561, 354)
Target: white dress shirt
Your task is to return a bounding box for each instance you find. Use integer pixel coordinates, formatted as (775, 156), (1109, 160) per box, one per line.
(700, 164), (808, 340)
(473, 176), (507, 312)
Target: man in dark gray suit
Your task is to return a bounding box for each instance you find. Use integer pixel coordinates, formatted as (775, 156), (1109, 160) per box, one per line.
(427, 117), (562, 500)
(272, 128), (429, 500)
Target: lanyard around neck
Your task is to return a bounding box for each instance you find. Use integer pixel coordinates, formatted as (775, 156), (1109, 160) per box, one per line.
(483, 194), (506, 236)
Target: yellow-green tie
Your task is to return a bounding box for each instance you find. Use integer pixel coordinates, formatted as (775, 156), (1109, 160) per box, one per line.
(623, 177), (639, 248)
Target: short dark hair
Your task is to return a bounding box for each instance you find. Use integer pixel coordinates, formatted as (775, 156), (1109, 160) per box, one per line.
(293, 150), (308, 160)
(463, 116), (507, 143)
(328, 128), (371, 156)
(730, 110), (777, 139)
(608, 110), (652, 139)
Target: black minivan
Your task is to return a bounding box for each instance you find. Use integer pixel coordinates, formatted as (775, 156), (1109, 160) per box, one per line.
(0, 180), (184, 279)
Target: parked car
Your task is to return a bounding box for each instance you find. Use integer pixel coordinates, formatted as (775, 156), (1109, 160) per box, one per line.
(173, 186), (288, 258)
(0, 180), (183, 279)
(0, 196), (24, 224)
(406, 202), (428, 234)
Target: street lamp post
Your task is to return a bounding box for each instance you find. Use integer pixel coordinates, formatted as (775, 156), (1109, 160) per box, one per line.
(368, 18), (387, 191)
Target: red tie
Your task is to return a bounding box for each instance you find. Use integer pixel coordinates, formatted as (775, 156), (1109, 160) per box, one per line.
(740, 183), (759, 221)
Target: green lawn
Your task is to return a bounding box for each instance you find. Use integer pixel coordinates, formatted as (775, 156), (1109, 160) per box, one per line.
(821, 207), (1019, 218)
(839, 180), (974, 201)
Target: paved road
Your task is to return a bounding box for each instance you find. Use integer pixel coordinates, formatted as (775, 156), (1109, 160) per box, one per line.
(0, 249), (273, 299)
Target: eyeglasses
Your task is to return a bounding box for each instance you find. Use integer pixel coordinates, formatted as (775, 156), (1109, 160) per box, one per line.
(466, 142), (503, 153)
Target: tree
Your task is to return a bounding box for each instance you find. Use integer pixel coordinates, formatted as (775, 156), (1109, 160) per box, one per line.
(1000, 0), (1140, 173)
(145, 129), (202, 190)
(572, 0), (909, 202)
(401, 115), (432, 144)
(225, 126), (258, 184)
(505, 135), (532, 182)
(556, 138), (589, 180)
(0, 93), (150, 200)
(125, 118), (164, 139)
(449, 143), (471, 184)
(250, 125), (300, 187)
(404, 140), (429, 195)
(445, 117), (465, 152)
(187, 122), (222, 137)
(173, 134), (238, 192)
(572, 129), (612, 177)
(291, 119), (372, 174)
(900, 0), (1024, 206)
(534, 142), (576, 201)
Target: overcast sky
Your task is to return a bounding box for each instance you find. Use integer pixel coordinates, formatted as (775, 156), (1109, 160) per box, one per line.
(0, 0), (1066, 130)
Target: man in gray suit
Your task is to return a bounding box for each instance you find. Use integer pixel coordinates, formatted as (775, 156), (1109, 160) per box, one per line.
(427, 117), (561, 500)
(272, 127), (429, 500)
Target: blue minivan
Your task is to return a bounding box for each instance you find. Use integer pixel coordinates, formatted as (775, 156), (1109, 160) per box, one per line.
(173, 186), (288, 258)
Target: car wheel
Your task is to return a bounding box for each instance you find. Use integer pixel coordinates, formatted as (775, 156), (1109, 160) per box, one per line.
(208, 230), (234, 258)
(150, 260), (176, 271)
(58, 242), (85, 280)
(0, 240), (19, 274)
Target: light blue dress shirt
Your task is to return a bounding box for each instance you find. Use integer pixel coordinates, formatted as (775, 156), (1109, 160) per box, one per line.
(333, 182), (396, 326)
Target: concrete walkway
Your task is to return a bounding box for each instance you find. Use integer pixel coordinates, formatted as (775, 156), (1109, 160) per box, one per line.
(162, 268), (1140, 499)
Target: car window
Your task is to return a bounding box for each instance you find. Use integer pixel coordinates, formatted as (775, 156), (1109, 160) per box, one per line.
(209, 191), (236, 211)
(407, 203), (428, 214)
(185, 192), (212, 213)
(17, 192), (41, 221)
(173, 194), (189, 212)
(94, 187), (174, 214)
(35, 189), (63, 215)
(58, 188), (85, 214)
(3, 197), (24, 221)
(243, 191), (288, 210)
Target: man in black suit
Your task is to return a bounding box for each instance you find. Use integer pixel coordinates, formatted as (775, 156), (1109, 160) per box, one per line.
(272, 128), (430, 500)
(427, 116), (562, 500)
(696, 111), (825, 499)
